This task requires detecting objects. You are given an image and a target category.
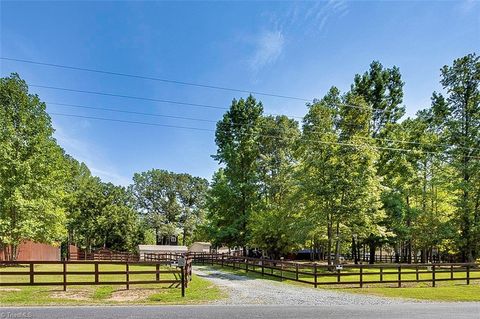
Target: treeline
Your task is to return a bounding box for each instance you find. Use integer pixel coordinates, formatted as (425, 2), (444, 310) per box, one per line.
(1, 54), (478, 263)
(206, 53), (480, 263)
(0, 74), (208, 260)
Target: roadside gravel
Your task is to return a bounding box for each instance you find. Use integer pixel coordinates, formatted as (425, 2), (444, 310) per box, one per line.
(194, 266), (424, 305)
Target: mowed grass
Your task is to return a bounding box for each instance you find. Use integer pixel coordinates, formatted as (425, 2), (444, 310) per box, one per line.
(200, 262), (480, 301)
(0, 263), (224, 305)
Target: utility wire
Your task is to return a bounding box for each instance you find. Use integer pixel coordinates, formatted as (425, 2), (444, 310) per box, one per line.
(48, 101), (480, 152)
(50, 112), (480, 160)
(2, 57), (311, 102)
(32, 84), (228, 110)
(4, 57), (392, 114)
(49, 112), (214, 132)
(47, 102), (217, 123)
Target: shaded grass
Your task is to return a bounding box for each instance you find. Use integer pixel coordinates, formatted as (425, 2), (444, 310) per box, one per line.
(0, 263), (224, 305)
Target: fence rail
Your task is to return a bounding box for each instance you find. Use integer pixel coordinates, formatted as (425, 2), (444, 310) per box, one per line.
(69, 251), (139, 261)
(191, 253), (480, 288)
(0, 259), (189, 297)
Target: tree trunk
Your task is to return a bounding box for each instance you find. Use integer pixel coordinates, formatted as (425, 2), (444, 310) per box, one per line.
(335, 220), (340, 264)
(352, 236), (358, 264)
(327, 214), (332, 266)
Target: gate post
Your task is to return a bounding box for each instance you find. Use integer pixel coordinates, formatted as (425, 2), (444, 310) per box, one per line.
(181, 265), (185, 297)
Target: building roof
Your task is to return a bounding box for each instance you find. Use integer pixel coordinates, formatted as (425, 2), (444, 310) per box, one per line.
(138, 245), (188, 252)
(190, 242), (211, 246)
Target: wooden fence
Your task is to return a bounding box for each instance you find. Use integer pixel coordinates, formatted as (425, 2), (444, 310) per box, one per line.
(0, 259), (189, 297)
(69, 250), (139, 261)
(192, 253), (480, 288)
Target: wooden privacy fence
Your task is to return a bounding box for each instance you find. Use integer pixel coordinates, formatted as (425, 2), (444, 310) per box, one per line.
(192, 253), (480, 288)
(0, 260), (189, 297)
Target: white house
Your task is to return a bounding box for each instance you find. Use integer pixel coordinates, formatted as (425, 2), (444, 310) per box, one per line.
(188, 242), (211, 253)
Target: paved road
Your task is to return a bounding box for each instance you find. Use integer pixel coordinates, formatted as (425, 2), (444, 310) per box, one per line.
(1, 304), (479, 319)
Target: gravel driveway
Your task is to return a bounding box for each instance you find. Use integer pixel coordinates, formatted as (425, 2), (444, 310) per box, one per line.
(194, 266), (422, 305)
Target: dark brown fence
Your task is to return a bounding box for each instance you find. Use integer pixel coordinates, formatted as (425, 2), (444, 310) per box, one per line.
(69, 250), (139, 261)
(192, 253), (480, 288)
(0, 259), (189, 297)
(144, 253), (193, 284)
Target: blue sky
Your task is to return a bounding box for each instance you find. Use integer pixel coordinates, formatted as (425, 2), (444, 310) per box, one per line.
(1, 1), (478, 185)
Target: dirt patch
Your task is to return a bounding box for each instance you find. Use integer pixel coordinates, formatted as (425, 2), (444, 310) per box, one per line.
(0, 288), (21, 292)
(51, 289), (91, 300)
(107, 289), (156, 302)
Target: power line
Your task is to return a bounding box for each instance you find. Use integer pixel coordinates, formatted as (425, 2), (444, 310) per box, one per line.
(34, 84), (306, 119)
(49, 112), (214, 132)
(47, 102), (217, 123)
(32, 84), (228, 110)
(3, 57), (393, 114)
(5, 56), (415, 117)
(48, 101), (480, 152)
(2, 57), (311, 102)
(50, 112), (480, 160)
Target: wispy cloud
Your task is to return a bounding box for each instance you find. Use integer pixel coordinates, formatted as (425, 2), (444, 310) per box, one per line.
(458, 0), (478, 14)
(249, 30), (285, 73)
(245, 1), (349, 75)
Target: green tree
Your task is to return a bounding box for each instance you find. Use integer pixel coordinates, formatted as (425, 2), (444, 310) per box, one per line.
(176, 174), (208, 246)
(435, 53), (480, 261)
(0, 74), (67, 260)
(248, 115), (301, 258)
(298, 88), (383, 264)
(212, 95), (263, 252)
(130, 169), (181, 245)
(351, 61), (405, 137)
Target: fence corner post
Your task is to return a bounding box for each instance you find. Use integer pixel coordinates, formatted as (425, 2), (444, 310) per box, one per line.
(314, 263), (318, 288)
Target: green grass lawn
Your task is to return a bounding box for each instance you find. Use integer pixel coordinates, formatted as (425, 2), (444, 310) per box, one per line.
(201, 263), (480, 302)
(0, 263), (224, 305)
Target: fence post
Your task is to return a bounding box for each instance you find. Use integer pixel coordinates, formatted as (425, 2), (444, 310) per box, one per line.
(95, 262), (99, 284)
(262, 259), (264, 277)
(63, 261), (67, 291)
(466, 265), (470, 285)
(29, 263), (34, 285)
(280, 262), (283, 281)
(398, 265), (402, 288)
(416, 266), (419, 281)
(181, 265), (185, 297)
(314, 264), (318, 288)
(337, 268), (341, 283)
(156, 264), (160, 282)
(432, 264), (436, 287)
(450, 265), (454, 280)
(246, 258), (249, 273)
(380, 267), (383, 282)
(360, 265), (363, 288)
(296, 263), (299, 281)
(126, 263), (130, 290)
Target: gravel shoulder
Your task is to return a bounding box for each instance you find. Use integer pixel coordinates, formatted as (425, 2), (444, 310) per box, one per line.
(194, 265), (423, 305)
